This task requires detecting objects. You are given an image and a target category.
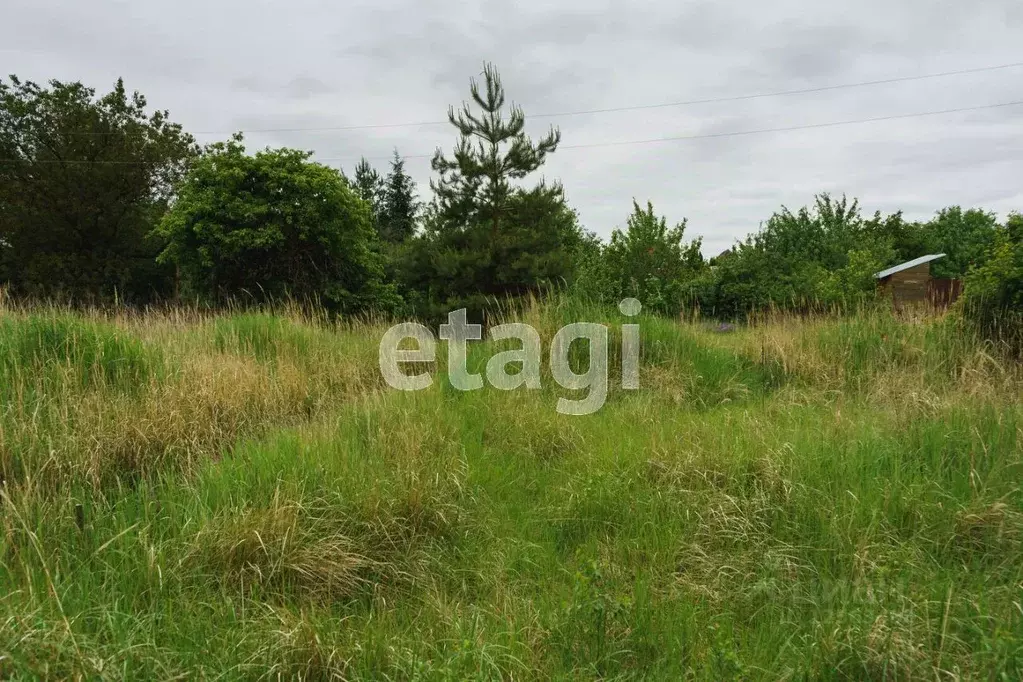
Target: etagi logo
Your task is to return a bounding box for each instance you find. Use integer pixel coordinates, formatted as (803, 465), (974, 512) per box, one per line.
(378, 299), (642, 415)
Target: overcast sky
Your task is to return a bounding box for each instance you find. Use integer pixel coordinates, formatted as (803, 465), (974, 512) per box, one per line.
(4, 0), (1022, 255)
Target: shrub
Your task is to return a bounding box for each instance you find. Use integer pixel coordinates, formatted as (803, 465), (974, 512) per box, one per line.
(961, 213), (1023, 353)
(156, 136), (401, 315)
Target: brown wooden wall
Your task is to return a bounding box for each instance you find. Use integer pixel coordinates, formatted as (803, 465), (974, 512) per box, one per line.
(880, 263), (931, 305)
(928, 278), (963, 309)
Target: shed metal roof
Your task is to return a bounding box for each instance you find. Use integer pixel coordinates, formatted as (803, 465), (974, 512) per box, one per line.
(874, 253), (946, 280)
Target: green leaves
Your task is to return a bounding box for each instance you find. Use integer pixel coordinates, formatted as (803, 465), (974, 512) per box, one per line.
(379, 151), (419, 243)
(0, 76), (197, 301)
(706, 193), (896, 316)
(405, 65), (580, 319)
(961, 212), (1023, 352)
(920, 206), (998, 279)
(155, 137), (399, 314)
(596, 201), (706, 315)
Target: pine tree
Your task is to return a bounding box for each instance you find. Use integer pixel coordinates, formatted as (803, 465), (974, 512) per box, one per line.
(352, 157), (384, 227)
(380, 150), (418, 242)
(407, 64), (581, 320)
(430, 62), (560, 235)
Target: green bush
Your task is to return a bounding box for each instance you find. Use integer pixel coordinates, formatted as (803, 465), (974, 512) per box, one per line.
(0, 76), (196, 303)
(156, 136), (400, 315)
(961, 213), (1023, 353)
(701, 194), (896, 318)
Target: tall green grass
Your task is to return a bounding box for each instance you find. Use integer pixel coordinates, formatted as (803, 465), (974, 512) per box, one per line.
(0, 314), (160, 398)
(0, 302), (1020, 679)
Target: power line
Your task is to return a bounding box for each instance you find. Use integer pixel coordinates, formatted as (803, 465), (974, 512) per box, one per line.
(197, 60), (1023, 134)
(31, 59), (1023, 136)
(2, 99), (1020, 165)
(315, 100), (1023, 160)
(556, 100), (1023, 151)
(527, 61), (1023, 119)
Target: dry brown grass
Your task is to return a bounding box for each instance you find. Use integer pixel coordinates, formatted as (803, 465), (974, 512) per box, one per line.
(0, 306), (387, 490)
(187, 500), (377, 602)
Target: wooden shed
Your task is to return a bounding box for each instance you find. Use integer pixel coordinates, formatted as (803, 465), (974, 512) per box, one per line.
(874, 254), (961, 310)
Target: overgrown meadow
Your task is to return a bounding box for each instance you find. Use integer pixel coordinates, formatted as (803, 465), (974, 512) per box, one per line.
(0, 300), (1021, 680)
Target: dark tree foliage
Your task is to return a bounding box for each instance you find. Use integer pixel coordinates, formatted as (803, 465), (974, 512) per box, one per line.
(403, 183), (582, 319)
(155, 136), (400, 314)
(430, 62), (560, 234)
(379, 150), (418, 243)
(703, 194), (897, 317)
(919, 206), (998, 279)
(0, 76), (197, 302)
(571, 201), (706, 315)
(3, 70), (1014, 327)
(605, 202), (705, 308)
(407, 63), (580, 320)
(961, 212), (1023, 352)
(867, 214), (931, 264)
(351, 157), (385, 231)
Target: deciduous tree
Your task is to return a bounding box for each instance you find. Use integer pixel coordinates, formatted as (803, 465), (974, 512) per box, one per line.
(920, 206), (998, 278)
(962, 212), (1023, 352)
(156, 136), (399, 313)
(0, 76), (197, 301)
(601, 201), (705, 314)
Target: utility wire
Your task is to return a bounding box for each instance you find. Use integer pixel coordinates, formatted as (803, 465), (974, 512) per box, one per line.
(556, 100), (1023, 151)
(30, 59), (1023, 136)
(197, 60), (1023, 134)
(217, 58), (1023, 134)
(2, 99), (1020, 165)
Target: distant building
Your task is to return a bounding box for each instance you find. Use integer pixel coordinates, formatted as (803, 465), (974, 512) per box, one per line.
(709, 248), (735, 268)
(874, 254), (962, 310)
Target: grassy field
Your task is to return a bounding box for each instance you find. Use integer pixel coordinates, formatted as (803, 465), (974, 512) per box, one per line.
(0, 299), (1021, 680)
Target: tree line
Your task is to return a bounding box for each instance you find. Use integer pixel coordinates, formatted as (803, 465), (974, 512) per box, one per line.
(1, 65), (1020, 342)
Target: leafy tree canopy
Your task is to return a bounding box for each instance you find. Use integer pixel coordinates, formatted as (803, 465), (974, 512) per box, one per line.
(707, 194), (897, 316)
(919, 206), (998, 279)
(595, 201), (706, 314)
(961, 212), (1023, 351)
(155, 136), (399, 314)
(0, 76), (197, 301)
(351, 157), (385, 227)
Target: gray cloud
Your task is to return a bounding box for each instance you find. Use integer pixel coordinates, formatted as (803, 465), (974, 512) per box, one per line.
(3, 0), (1022, 255)
(231, 76), (335, 100)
